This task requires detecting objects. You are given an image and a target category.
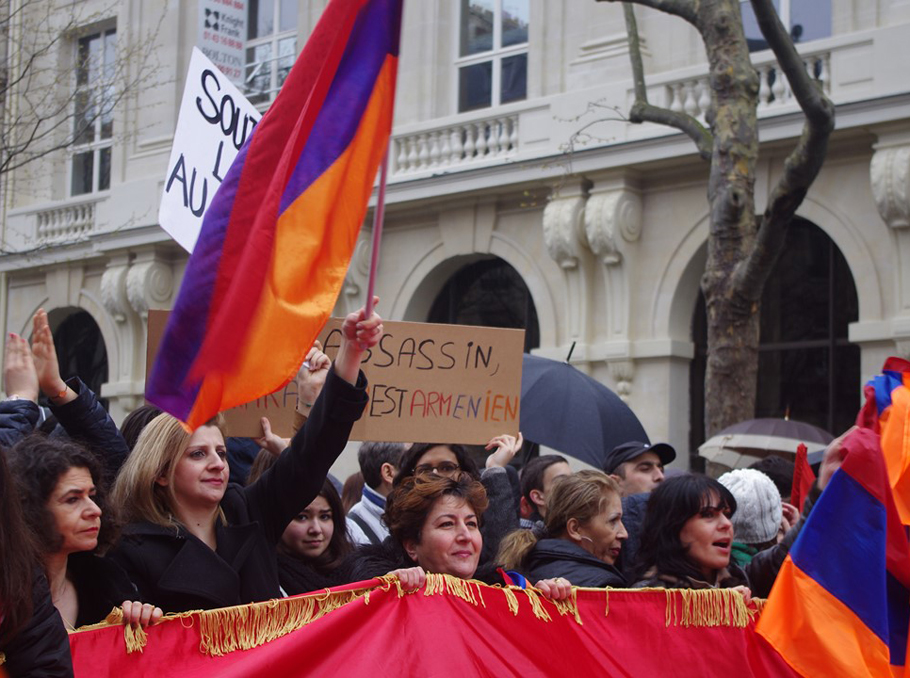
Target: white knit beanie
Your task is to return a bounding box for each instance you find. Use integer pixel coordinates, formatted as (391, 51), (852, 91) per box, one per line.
(718, 468), (782, 545)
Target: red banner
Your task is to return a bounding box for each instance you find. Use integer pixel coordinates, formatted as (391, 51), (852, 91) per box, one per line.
(69, 577), (800, 677)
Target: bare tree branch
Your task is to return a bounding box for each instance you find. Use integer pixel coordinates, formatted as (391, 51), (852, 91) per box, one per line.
(622, 3), (713, 160)
(598, 0), (698, 25)
(1, 0), (169, 178)
(734, 0), (835, 297)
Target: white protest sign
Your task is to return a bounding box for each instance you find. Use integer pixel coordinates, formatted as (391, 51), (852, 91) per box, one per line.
(158, 47), (261, 252)
(197, 0), (246, 85)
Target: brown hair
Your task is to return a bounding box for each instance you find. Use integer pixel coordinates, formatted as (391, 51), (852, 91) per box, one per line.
(384, 473), (488, 548)
(112, 413), (226, 528)
(498, 470), (620, 570)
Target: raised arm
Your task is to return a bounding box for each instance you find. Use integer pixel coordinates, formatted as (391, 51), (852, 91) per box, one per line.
(31, 308), (130, 478)
(244, 302), (382, 543)
(0, 332), (41, 446)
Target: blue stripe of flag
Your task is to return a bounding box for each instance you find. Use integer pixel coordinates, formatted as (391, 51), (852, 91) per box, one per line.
(790, 469), (890, 645)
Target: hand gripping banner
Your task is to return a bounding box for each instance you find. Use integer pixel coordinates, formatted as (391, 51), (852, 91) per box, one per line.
(69, 576), (797, 677)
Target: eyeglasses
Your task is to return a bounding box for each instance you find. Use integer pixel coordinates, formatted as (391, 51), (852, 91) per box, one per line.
(414, 462), (461, 476)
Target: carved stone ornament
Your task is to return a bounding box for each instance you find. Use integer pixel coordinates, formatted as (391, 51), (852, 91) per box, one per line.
(585, 187), (642, 266)
(871, 145), (910, 229)
(608, 359), (635, 402)
(543, 194), (587, 270)
(126, 260), (174, 318)
(100, 263), (131, 323)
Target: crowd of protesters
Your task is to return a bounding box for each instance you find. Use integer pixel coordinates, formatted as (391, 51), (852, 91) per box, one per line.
(0, 305), (844, 677)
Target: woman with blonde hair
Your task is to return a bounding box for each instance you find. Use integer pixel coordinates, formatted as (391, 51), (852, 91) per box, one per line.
(498, 470), (628, 588)
(108, 304), (382, 613)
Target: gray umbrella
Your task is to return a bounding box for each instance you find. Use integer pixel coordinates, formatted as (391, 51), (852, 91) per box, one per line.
(698, 417), (834, 470)
(519, 354), (649, 468)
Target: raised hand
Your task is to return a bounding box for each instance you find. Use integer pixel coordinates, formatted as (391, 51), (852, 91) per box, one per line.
(336, 297), (383, 386)
(3, 332), (39, 402)
(296, 344), (331, 415)
(30, 308), (73, 403)
(485, 432), (523, 469)
(256, 417), (290, 457)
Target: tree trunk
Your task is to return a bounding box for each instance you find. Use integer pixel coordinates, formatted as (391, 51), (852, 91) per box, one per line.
(697, 0), (761, 437)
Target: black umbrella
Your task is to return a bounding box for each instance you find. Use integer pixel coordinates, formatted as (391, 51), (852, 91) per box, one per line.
(519, 353), (649, 468)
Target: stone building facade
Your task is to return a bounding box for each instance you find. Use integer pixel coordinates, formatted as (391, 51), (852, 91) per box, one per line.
(2, 0), (909, 472)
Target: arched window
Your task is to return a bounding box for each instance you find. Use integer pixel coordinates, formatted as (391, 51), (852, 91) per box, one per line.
(689, 218), (859, 464)
(427, 257), (539, 353)
(47, 309), (109, 410)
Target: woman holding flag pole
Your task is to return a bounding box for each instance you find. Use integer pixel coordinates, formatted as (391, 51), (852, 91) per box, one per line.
(109, 302), (382, 614)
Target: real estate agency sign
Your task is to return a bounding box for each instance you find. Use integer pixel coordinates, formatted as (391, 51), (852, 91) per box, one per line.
(198, 0), (246, 86)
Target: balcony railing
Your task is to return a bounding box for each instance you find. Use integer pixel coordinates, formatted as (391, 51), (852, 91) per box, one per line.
(391, 113), (520, 177)
(662, 49), (831, 119)
(382, 34), (875, 187)
(35, 199), (98, 243)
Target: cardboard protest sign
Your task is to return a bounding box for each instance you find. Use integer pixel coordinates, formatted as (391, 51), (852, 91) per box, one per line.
(146, 312), (525, 443)
(158, 48), (261, 252)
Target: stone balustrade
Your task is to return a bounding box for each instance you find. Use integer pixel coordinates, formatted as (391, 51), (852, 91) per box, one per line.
(391, 114), (519, 177)
(663, 49), (831, 120)
(35, 199), (98, 243)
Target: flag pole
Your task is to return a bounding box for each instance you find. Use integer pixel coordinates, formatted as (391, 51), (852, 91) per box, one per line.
(364, 145), (390, 318)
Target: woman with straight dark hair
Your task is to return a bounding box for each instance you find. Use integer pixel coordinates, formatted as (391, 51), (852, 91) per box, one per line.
(247, 451), (353, 594)
(633, 475), (747, 591)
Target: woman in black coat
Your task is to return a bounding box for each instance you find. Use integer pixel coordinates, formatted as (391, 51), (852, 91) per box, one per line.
(498, 470), (628, 588)
(107, 306), (381, 613)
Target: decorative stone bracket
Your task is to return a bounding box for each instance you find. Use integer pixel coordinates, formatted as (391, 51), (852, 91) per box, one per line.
(543, 174), (643, 399)
(101, 251), (174, 322)
(543, 182), (592, 345)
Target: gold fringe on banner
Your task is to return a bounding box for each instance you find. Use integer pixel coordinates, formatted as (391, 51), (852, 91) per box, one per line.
(69, 580), (768, 660)
(655, 588), (755, 629)
(423, 573), (485, 607)
(522, 587), (552, 622)
(546, 588), (582, 626)
(502, 586), (520, 616)
(197, 588), (369, 657)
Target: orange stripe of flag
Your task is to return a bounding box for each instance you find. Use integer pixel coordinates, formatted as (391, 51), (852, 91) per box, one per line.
(758, 559), (892, 678)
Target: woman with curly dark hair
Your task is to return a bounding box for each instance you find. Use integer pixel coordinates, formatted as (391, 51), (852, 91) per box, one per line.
(8, 434), (161, 630)
(0, 446), (73, 677)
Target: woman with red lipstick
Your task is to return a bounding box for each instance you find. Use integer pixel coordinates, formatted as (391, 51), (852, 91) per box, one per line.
(633, 475), (750, 591)
(8, 435), (160, 630)
(108, 304), (381, 613)
(497, 471), (628, 588)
